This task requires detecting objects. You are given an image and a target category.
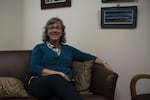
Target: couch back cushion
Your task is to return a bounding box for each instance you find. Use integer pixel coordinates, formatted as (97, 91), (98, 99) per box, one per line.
(0, 50), (32, 88)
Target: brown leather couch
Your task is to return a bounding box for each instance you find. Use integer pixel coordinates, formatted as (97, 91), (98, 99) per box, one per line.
(0, 50), (118, 100)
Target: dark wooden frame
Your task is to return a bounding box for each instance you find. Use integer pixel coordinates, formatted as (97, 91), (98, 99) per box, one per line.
(101, 6), (137, 28)
(130, 74), (150, 100)
(41, 0), (71, 9)
(102, 0), (134, 3)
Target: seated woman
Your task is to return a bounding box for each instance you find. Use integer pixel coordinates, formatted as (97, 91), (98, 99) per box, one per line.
(28, 17), (113, 100)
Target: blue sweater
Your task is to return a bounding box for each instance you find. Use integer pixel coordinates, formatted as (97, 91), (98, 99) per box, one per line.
(30, 43), (97, 80)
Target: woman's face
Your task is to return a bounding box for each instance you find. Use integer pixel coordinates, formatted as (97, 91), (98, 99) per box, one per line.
(47, 21), (63, 42)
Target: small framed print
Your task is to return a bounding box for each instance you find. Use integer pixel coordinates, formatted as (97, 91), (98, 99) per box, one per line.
(41, 0), (71, 9)
(102, 0), (134, 3)
(102, 0), (115, 3)
(101, 6), (137, 28)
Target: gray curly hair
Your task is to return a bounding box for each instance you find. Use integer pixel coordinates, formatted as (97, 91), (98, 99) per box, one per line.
(42, 17), (66, 43)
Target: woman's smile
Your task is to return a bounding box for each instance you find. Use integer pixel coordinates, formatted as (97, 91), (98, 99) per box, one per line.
(47, 22), (63, 41)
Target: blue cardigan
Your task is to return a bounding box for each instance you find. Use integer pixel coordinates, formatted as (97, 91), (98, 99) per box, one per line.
(30, 43), (96, 80)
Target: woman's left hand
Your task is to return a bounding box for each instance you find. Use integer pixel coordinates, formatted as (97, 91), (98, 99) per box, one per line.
(103, 63), (113, 71)
(95, 58), (113, 71)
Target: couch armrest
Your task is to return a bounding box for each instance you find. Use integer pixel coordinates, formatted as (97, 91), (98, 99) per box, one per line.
(90, 63), (118, 100)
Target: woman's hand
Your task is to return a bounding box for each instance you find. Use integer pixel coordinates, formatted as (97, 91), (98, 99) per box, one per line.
(42, 68), (70, 81)
(95, 58), (113, 71)
(103, 63), (113, 71)
(58, 72), (70, 81)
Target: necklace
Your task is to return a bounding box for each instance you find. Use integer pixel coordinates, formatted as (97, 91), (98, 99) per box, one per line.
(47, 42), (61, 55)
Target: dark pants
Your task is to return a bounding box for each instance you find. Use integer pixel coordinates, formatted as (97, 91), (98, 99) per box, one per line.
(28, 74), (83, 100)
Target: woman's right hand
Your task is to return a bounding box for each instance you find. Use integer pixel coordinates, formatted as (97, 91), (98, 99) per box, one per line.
(59, 72), (70, 81)
(42, 68), (70, 81)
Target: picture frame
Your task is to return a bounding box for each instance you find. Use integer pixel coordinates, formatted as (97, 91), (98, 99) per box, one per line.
(102, 0), (115, 3)
(101, 6), (137, 28)
(41, 0), (71, 9)
(102, 0), (134, 3)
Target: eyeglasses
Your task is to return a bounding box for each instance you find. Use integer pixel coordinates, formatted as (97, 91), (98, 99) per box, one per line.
(47, 26), (62, 30)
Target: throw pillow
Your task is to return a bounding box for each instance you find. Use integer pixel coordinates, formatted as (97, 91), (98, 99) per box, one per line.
(72, 61), (93, 94)
(0, 77), (29, 98)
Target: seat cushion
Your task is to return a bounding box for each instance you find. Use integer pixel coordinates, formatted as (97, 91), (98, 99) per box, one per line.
(82, 94), (107, 100)
(136, 94), (150, 100)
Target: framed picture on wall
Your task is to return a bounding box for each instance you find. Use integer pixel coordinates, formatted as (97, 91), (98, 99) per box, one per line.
(41, 0), (71, 9)
(101, 6), (137, 28)
(102, 0), (134, 3)
(102, 0), (114, 3)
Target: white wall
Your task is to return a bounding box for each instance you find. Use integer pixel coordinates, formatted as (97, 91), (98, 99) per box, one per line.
(22, 0), (150, 100)
(0, 0), (149, 100)
(0, 0), (22, 50)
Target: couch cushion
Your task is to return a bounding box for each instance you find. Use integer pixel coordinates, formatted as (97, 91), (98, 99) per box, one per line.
(0, 77), (29, 98)
(136, 94), (150, 100)
(72, 61), (93, 94)
(82, 94), (107, 100)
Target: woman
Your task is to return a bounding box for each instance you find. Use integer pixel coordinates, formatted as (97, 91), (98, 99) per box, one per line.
(28, 17), (113, 100)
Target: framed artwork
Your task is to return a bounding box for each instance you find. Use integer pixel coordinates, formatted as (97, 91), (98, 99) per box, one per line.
(102, 0), (115, 3)
(101, 6), (137, 28)
(41, 0), (71, 9)
(102, 0), (134, 3)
